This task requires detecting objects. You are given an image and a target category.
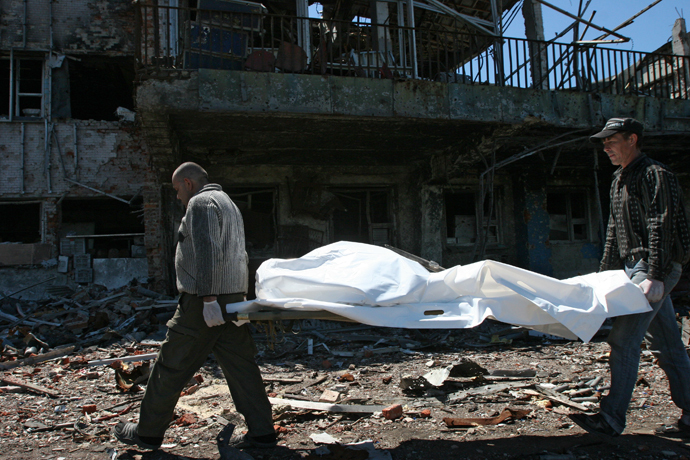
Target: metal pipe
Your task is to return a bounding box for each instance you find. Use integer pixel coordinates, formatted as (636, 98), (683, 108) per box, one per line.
(592, 147), (605, 244)
(45, 119), (52, 193)
(20, 122), (25, 194)
(9, 48), (14, 122)
(532, 0), (629, 41)
(47, 0), (53, 120)
(50, 127), (130, 204)
(225, 310), (356, 323)
(41, 200), (47, 243)
(0, 276), (58, 303)
(22, 0), (27, 48)
(406, 0), (418, 78)
(73, 123), (78, 181)
(483, 130), (589, 174)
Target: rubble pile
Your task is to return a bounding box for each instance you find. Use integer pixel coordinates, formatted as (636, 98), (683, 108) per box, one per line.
(1, 284), (690, 459)
(0, 283), (175, 357)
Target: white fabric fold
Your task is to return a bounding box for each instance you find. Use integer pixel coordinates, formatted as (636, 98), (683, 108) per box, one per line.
(226, 242), (650, 342)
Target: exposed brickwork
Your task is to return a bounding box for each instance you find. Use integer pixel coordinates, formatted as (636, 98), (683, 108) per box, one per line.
(0, 121), (148, 197)
(0, 0), (135, 53)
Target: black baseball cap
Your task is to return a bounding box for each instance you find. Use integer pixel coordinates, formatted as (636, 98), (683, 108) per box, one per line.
(589, 117), (644, 143)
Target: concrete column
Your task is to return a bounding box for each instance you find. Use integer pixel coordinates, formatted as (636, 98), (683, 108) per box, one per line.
(370, 0), (392, 57)
(43, 198), (60, 255)
(143, 182), (175, 294)
(522, 0), (549, 89)
(420, 185), (444, 266)
(514, 171), (552, 276)
(672, 18), (689, 99)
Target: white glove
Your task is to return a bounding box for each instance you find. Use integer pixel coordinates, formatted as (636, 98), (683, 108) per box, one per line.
(203, 300), (226, 327)
(639, 279), (664, 303)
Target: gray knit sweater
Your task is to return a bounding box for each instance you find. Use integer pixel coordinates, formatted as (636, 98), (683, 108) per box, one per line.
(175, 183), (248, 296)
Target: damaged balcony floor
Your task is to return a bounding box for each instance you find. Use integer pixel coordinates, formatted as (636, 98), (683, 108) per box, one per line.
(2, 284), (690, 460)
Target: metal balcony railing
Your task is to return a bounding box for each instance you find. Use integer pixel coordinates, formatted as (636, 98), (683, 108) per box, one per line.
(134, 2), (689, 100)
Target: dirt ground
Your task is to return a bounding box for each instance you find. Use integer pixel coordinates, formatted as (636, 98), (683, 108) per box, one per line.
(4, 317), (690, 460)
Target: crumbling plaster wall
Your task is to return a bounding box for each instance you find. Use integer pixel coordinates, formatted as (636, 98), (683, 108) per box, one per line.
(513, 168), (602, 279)
(0, 0), (134, 52)
(422, 174), (518, 270)
(198, 163), (421, 252)
(0, 121), (148, 197)
(0, 121), (152, 257)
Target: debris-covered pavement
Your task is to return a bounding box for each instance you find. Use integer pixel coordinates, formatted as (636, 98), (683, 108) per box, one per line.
(3, 282), (690, 460)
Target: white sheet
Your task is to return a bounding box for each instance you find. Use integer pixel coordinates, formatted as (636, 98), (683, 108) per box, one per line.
(226, 242), (650, 342)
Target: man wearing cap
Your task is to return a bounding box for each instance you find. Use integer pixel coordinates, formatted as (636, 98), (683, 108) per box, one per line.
(569, 118), (690, 438)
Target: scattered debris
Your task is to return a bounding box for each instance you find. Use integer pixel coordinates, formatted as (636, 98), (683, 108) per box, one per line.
(443, 407), (531, 427)
(0, 285), (685, 459)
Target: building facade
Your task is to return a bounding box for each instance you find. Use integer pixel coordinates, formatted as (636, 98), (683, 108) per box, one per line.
(1, 0), (689, 296)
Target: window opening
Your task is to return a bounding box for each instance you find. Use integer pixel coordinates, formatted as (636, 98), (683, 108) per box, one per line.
(61, 197), (144, 258)
(444, 191), (499, 245)
(547, 191), (589, 241)
(0, 202), (41, 243)
(68, 57), (135, 120)
(225, 187), (276, 256)
(0, 58), (44, 119)
(330, 188), (392, 246)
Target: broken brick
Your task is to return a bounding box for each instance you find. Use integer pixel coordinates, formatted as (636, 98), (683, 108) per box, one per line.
(319, 389), (340, 403)
(81, 404), (97, 414)
(382, 404), (403, 420)
(174, 413), (197, 426)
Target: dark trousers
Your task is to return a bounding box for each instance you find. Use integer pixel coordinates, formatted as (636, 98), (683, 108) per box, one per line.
(137, 292), (274, 438)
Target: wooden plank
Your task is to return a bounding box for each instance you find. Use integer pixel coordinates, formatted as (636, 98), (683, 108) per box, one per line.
(0, 346), (75, 371)
(262, 377), (303, 384)
(534, 384), (590, 411)
(1, 376), (60, 397)
(268, 397), (384, 413)
(87, 352), (158, 366)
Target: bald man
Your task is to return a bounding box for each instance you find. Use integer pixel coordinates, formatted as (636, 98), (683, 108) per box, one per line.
(114, 162), (276, 450)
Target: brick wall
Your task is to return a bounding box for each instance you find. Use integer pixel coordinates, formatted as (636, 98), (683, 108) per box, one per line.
(1, 0), (135, 53)
(0, 120), (171, 289)
(0, 121), (148, 197)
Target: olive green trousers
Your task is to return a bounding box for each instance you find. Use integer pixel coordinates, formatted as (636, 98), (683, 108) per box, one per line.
(137, 292), (274, 438)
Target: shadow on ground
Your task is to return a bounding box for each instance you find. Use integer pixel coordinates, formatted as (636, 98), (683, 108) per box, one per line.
(113, 432), (690, 460)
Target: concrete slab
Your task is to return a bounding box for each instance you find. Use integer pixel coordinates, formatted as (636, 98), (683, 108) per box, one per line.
(92, 258), (148, 290)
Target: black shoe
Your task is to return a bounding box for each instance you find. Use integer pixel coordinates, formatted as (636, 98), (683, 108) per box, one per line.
(227, 432), (277, 449)
(655, 419), (690, 438)
(113, 422), (162, 450)
(569, 413), (620, 439)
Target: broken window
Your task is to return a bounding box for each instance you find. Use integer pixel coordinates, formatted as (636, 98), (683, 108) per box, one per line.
(0, 57), (44, 119)
(68, 57), (135, 121)
(60, 198), (144, 258)
(330, 188), (392, 246)
(444, 191), (499, 245)
(547, 191), (589, 241)
(0, 202), (42, 243)
(225, 187), (276, 255)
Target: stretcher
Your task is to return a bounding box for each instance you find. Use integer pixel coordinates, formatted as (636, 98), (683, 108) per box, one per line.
(223, 242), (650, 343)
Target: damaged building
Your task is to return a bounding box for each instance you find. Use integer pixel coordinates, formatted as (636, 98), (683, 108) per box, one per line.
(1, 0), (689, 296)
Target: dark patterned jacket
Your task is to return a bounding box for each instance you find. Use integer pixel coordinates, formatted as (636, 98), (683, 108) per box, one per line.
(600, 154), (690, 280)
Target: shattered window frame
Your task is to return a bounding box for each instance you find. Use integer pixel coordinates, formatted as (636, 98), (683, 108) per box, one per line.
(225, 186), (278, 256)
(546, 189), (591, 242)
(0, 55), (44, 120)
(328, 187), (395, 247)
(443, 188), (501, 247)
